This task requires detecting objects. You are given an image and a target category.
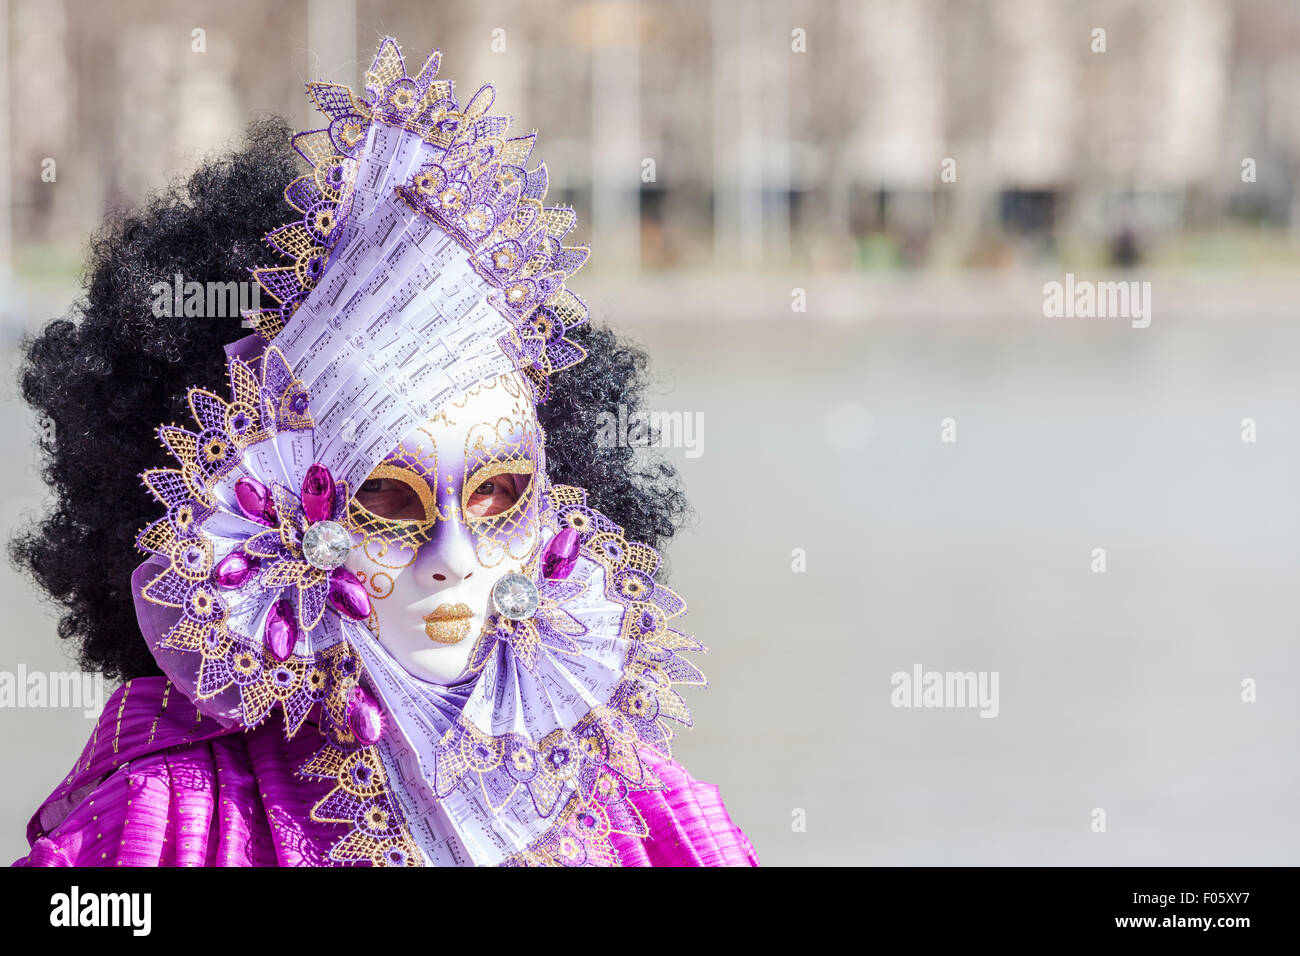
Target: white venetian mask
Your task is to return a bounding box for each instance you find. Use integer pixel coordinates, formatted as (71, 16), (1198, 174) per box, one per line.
(342, 370), (543, 684)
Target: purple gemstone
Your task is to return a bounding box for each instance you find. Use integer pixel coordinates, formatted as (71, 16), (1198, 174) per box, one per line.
(541, 528), (580, 580)
(234, 477), (277, 526)
(346, 685), (383, 746)
(264, 599), (297, 661)
(212, 551), (258, 589)
(290, 392), (310, 415)
(328, 567), (371, 620)
(300, 463), (336, 523)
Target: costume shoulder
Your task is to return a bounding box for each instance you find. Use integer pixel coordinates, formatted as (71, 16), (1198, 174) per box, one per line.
(14, 677), (757, 867)
(13, 676), (340, 867)
(620, 745), (759, 867)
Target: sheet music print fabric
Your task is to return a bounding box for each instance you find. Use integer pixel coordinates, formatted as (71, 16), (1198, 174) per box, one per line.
(273, 119), (514, 495)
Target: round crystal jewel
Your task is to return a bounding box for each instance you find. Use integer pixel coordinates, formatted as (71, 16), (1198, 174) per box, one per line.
(302, 520), (351, 570)
(492, 572), (539, 621)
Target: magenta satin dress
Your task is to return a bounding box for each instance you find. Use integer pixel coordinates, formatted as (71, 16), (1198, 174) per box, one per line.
(13, 677), (758, 867)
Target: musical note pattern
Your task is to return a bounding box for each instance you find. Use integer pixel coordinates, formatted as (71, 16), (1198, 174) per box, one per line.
(243, 36), (591, 497)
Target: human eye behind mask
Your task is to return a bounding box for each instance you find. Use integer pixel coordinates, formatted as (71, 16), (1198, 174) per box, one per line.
(355, 469), (431, 521)
(346, 462), (440, 560)
(463, 462), (533, 521)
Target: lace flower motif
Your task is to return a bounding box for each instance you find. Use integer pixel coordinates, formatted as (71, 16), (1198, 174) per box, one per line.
(135, 347), (379, 740)
(244, 36), (591, 406)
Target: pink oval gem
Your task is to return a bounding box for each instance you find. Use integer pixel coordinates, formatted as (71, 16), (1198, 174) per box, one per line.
(328, 567), (371, 620)
(264, 599), (297, 661)
(541, 528), (580, 580)
(235, 477), (277, 526)
(300, 463), (336, 524)
(346, 685), (383, 745)
(213, 551), (258, 588)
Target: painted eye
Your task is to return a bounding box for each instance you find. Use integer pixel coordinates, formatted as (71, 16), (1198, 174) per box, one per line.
(355, 476), (426, 520)
(465, 473), (529, 519)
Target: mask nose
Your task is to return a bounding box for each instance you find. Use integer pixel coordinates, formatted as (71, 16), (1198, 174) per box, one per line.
(414, 513), (477, 585)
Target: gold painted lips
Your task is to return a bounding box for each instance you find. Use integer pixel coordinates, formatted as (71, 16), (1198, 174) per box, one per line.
(423, 603), (474, 645)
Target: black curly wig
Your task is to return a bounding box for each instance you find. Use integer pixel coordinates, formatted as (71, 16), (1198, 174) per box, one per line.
(10, 116), (689, 683)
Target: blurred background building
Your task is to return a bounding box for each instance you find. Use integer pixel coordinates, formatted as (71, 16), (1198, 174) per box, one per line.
(2, 0), (1300, 867)
(2, 0), (1299, 287)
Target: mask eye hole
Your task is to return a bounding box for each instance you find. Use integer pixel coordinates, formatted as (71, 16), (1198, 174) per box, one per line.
(466, 473), (530, 519)
(353, 467), (434, 521)
(463, 461), (535, 522)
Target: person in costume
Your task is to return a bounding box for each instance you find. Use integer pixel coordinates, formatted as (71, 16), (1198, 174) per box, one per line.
(10, 37), (757, 867)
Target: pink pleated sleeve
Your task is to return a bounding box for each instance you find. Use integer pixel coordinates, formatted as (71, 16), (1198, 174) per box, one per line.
(614, 745), (760, 866)
(12, 677), (340, 867)
(15, 677), (759, 867)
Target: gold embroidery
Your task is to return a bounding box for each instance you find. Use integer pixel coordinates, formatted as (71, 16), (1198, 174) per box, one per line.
(111, 679), (133, 755)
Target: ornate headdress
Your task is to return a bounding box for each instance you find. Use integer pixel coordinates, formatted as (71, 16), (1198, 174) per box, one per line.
(131, 38), (704, 866)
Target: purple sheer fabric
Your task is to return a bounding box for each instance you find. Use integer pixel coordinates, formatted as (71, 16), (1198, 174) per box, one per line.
(13, 677), (757, 867)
